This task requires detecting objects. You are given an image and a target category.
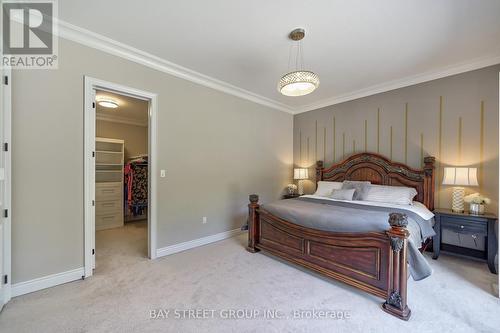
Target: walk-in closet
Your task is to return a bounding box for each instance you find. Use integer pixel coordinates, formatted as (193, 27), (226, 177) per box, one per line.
(94, 90), (150, 264)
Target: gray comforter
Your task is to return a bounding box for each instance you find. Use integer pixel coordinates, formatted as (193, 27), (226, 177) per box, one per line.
(262, 197), (435, 280)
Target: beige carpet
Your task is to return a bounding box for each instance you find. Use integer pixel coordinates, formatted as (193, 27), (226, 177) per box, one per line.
(0, 222), (499, 333)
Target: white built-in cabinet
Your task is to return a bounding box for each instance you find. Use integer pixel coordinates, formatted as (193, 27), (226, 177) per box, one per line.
(95, 137), (124, 230)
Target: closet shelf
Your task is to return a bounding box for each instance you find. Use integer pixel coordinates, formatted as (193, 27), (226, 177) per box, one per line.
(96, 150), (123, 154)
(95, 137), (124, 231)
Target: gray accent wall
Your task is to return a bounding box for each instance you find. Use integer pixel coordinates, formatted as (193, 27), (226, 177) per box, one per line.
(12, 38), (293, 284)
(294, 65), (499, 214)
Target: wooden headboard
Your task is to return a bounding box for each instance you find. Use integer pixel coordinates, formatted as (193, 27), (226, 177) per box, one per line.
(316, 153), (435, 210)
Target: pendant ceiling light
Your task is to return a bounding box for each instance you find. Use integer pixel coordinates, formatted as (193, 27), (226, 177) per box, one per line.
(278, 28), (319, 97)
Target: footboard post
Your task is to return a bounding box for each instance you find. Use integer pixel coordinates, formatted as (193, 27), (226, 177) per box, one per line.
(382, 213), (411, 320)
(246, 194), (260, 253)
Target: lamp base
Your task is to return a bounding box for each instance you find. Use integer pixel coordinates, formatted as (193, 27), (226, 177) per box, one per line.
(298, 180), (304, 195)
(451, 187), (465, 213)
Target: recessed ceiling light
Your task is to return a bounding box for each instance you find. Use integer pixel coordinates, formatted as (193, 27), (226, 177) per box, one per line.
(97, 99), (119, 108)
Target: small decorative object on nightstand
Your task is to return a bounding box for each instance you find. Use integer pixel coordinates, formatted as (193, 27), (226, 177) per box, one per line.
(464, 193), (490, 215)
(294, 168), (308, 195)
(286, 183), (298, 195)
(442, 167), (478, 213)
(433, 208), (497, 274)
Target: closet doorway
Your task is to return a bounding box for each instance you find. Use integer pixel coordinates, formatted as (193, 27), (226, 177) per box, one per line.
(84, 77), (158, 278)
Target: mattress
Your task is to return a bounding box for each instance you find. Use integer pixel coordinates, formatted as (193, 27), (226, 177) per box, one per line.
(262, 196), (435, 280)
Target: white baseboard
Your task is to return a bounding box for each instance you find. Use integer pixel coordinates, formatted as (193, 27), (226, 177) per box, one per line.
(11, 230), (244, 296)
(156, 228), (244, 258)
(12, 267), (84, 297)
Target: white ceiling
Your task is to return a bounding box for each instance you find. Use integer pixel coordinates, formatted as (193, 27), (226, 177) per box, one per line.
(60, 0), (500, 113)
(96, 90), (148, 126)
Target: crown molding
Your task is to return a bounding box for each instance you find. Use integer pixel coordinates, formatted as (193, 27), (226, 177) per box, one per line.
(55, 19), (295, 114)
(294, 53), (500, 114)
(96, 113), (148, 127)
(56, 19), (500, 116)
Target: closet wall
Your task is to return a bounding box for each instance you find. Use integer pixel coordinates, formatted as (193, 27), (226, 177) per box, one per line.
(96, 120), (148, 161)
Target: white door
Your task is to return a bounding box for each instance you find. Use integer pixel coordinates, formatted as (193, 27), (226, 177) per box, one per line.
(90, 90), (97, 269)
(0, 69), (12, 310)
(91, 89), (96, 270)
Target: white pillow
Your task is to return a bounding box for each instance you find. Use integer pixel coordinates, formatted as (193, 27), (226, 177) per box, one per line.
(314, 181), (343, 197)
(364, 185), (418, 205)
(330, 189), (356, 201)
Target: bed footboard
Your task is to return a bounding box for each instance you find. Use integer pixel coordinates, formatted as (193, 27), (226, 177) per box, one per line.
(246, 194), (411, 321)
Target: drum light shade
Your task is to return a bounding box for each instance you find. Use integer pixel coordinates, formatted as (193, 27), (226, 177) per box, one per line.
(442, 167), (478, 186)
(278, 71), (320, 97)
(293, 168), (309, 180)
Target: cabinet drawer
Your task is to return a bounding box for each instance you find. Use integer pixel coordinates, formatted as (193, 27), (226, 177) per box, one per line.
(441, 217), (486, 235)
(96, 151), (123, 165)
(442, 229), (486, 251)
(96, 213), (123, 231)
(96, 200), (122, 216)
(96, 183), (122, 200)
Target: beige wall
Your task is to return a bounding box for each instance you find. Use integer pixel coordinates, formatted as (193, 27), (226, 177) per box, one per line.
(11, 38), (293, 283)
(96, 120), (148, 161)
(294, 65), (500, 214)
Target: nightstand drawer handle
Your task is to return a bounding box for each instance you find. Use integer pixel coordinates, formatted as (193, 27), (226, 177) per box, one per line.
(460, 225), (464, 229)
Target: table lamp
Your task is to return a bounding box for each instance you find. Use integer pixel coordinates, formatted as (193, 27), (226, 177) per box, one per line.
(294, 168), (309, 195)
(442, 167), (478, 213)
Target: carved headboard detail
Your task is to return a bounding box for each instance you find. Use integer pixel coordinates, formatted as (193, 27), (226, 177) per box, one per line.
(316, 153), (435, 210)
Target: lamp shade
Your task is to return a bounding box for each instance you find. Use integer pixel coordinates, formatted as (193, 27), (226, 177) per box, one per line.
(442, 167), (478, 186)
(293, 168), (308, 180)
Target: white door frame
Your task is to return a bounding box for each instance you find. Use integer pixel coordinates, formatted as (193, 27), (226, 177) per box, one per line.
(1, 68), (12, 306)
(84, 76), (158, 278)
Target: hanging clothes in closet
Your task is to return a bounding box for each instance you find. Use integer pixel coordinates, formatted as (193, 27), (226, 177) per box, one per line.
(124, 155), (148, 220)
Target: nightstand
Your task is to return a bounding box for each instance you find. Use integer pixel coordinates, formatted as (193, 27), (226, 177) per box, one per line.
(282, 193), (301, 199)
(433, 208), (498, 274)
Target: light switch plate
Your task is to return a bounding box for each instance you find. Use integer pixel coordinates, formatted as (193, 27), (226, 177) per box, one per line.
(160, 170), (166, 178)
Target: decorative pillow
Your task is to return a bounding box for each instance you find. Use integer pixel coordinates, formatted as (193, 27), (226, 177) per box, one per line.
(314, 181), (343, 197)
(329, 189), (356, 201)
(364, 184), (418, 205)
(341, 181), (371, 200)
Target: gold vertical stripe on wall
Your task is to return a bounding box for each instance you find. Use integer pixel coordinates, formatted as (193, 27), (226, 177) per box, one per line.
(479, 101), (485, 191)
(458, 117), (462, 163)
(390, 126), (393, 160)
(299, 130), (302, 166)
(315, 120), (318, 162)
(420, 133), (424, 167)
(342, 132), (346, 159)
(307, 137), (310, 164)
(364, 119), (367, 151)
(437, 96), (443, 208)
(353, 140), (356, 153)
(404, 103), (408, 164)
(333, 116), (336, 163)
(377, 108), (380, 153)
(323, 127), (326, 162)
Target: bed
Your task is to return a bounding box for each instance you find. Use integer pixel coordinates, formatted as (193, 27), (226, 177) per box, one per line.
(246, 152), (435, 320)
